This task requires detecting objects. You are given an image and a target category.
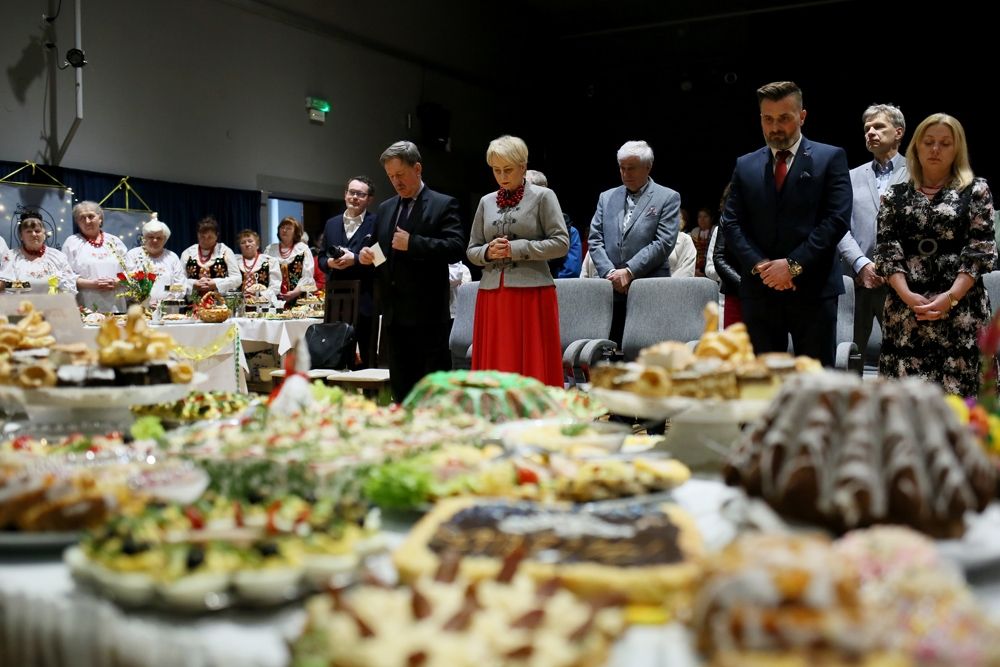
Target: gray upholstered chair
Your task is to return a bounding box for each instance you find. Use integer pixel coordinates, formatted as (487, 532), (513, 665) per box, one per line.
(554, 278), (615, 386)
(835, 275), (862, 374)
(448, 281), (479, 370)
(984, 270), (1000, 315)
(620, 277), (719, 361)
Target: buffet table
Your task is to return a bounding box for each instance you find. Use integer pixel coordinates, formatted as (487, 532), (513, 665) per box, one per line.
(2, 479), (999, 667)
(82, 318), (319, 393)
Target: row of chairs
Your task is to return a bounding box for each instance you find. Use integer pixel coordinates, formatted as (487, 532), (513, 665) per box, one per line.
(449, 277), (729, 385)
(449, 274), (916, 385)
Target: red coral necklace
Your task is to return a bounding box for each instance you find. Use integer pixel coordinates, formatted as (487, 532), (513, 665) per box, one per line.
(23, 245), (46, 259)
(83, 232), (104, 248)
(279, 244), (294, 259)
(199, 245), (215, 264)
(242, 254), (258, 271)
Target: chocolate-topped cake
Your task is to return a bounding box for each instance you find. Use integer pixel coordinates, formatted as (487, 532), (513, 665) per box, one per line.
(395, 497), (703, 607)
(725, 372), (996, 537)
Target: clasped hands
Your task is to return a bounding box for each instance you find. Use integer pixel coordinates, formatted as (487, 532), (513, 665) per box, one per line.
(607, 268), (632, 294)
(754, 259), (796, 291)
(486, 236), (511, 261)
(905, 291), (952, 321)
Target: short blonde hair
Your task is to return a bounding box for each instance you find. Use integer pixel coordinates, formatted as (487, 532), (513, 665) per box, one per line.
(486, 135), (528, 167)
(906, 113), (974, 191)
(237, 229), (260, 245)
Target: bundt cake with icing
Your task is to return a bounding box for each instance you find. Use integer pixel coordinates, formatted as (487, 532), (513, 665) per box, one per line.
(402, 370), (563, 423)
(725, 372), (996, 537)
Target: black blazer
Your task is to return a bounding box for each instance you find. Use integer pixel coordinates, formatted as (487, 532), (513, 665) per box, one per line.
(372, 186), (465, 326)
(721, 136), (852, 300)
(712, 226), (741, 296)
(318, 210), (377, 315)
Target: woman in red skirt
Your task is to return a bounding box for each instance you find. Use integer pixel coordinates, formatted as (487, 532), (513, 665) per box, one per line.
(467, 135), (569, 386)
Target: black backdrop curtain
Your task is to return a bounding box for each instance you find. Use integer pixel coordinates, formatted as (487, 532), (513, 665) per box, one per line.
(0, 160), (262, 253)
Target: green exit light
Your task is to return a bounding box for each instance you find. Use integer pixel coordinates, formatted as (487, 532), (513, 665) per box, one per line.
(307, 97), (330, 113)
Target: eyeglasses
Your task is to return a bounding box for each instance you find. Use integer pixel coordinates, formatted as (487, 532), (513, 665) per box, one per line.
(346, 189), (370, 198)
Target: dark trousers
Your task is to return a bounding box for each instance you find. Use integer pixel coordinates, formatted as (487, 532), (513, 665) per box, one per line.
(741, 294), (838, 367)
(610, 297), (627, 349)
(387, 320), (452, 402)
(853, 283), (887, 363)
(355, 313), (374, 368)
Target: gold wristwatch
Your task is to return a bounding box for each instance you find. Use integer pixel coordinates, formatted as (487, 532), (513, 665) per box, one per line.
(787, 258), (803, 277)
(948, 291), (959, 308)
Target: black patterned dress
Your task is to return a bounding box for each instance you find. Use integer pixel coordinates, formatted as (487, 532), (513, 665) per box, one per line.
(874, 178), (997, 395)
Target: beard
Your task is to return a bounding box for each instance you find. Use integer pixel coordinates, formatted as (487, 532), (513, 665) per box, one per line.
(765, 133), (794, 150)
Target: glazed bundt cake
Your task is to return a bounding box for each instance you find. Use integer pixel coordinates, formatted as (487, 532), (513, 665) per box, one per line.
(402, 370), (563, 423)
(725, 372), (996, 537)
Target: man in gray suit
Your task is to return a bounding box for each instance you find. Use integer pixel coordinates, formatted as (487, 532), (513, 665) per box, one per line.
(838, 104), (908, 358)
(588, 140), (681, 345)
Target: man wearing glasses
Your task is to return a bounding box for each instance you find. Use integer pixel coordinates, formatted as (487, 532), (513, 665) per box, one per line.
(720, 81), (851, 366)
(319, 176), (378, 366)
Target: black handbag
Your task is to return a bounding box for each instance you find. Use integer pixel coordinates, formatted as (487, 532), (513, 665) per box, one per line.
(304, 322), (356, 370)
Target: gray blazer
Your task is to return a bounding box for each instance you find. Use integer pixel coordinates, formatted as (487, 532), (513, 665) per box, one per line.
(467, 182), (569, 290)
(838, 153), (909, 276)
(587, 178), (681, 280)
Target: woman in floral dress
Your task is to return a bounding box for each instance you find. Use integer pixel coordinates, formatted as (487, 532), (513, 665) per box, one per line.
(874, 113), (997, 395)
(179, 216), (242, 295)
(264, 216), (315, 307)
(62, 201), (128, 312)
(0, 212), (78, 294)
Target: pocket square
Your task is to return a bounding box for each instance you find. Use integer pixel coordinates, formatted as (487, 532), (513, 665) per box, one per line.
(646, 207), (659, 216)
(799, 171), (812, 179)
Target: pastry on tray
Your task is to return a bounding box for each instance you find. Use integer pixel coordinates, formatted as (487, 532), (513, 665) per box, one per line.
(394, 497), (703, 608)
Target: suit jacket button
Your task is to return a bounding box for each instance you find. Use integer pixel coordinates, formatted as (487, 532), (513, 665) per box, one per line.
(511, 262), (518, 268)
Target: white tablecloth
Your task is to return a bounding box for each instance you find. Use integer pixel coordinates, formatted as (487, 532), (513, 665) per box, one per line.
(82, 318), (319, 394)
(2, 479), (999, 667)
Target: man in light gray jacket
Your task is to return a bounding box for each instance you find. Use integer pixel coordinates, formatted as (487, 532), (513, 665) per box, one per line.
(588, 140), (681, 345)
(838, 104), (909, 358)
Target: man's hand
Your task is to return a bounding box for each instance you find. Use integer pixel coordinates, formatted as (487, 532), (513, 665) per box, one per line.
(758, 259), (796, 291)
(330, 250), (355, 270)
(608, 268), (632, 294)
(856, 262), (884, 289)
(392, 227), (410, 251)
(358, 247), (374, 265)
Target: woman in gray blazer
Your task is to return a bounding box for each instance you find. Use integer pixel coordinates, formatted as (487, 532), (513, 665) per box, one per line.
(467, 135), (569, 386)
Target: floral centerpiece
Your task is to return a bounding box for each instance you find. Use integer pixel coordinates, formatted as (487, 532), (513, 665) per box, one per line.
(116, 268), (157, 304)
(947, 309), (1000, 483)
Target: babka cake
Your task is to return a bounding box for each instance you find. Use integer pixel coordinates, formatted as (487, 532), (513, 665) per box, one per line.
(725, 372), (996, 537)
(402, 370), (564, 423)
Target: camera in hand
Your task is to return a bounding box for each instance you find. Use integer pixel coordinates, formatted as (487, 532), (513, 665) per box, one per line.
(328, 245), (345, 259)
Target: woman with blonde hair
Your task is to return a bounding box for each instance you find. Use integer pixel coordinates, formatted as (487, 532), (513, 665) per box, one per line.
(467, 135), (569, 386)
(874, 113), (997, 394)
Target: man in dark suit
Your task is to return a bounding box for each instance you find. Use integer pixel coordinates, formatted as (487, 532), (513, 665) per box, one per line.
(721, 81), (852, 366)
(318, 176), (377, 367)
(359, 141), (465, 401)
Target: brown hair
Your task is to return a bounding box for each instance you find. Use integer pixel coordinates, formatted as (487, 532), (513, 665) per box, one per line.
(756, 81), (802, 109)
(278, 216), (303, 245)
(197, 216), (220, 236)
(237, 229), (260, 245)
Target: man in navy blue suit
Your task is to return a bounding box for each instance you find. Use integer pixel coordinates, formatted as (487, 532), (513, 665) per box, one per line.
(721, 81), (852, 366)
(318, 176), (377, 366)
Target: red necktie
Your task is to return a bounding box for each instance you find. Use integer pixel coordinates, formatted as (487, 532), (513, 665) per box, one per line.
(774, 150), (791, 191)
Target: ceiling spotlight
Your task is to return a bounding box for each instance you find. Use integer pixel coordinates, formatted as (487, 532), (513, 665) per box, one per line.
(62, 48), (87, 69)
